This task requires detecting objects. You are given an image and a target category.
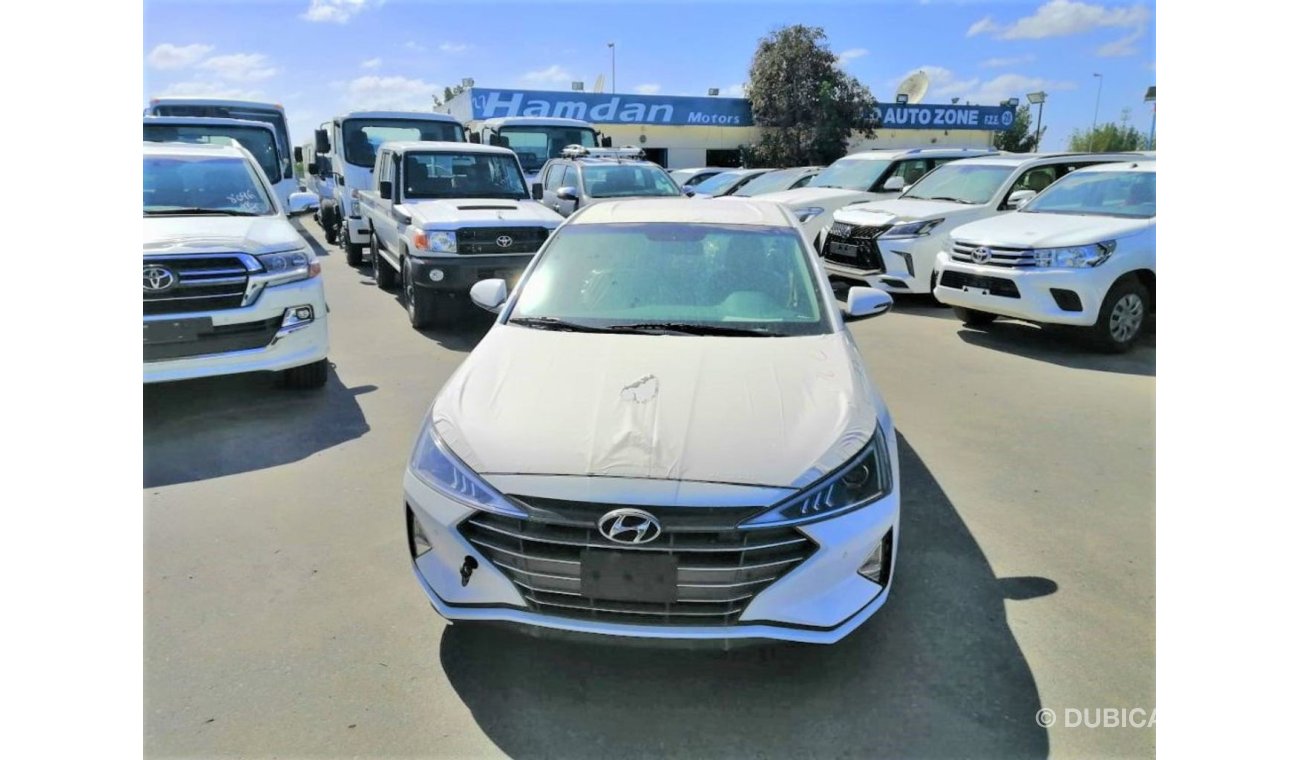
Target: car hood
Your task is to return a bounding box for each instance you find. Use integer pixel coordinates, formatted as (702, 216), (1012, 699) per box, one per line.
(404, 199), (564, 228)
(430, 328), (881, 489)
(952, 212), (1154, 248)
(834, 198), (970, 226)
(761, 187), (881, 208)
(143, 216), (303, 255)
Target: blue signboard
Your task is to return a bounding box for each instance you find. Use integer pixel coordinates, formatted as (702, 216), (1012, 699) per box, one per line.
(461, 88), (754, 126)
(872, 104), (1016, 132)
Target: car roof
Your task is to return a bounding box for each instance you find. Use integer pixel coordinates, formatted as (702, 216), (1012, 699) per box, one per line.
(567, 157), (663, 168)
(143, 141), (249, 159)
(482, 116), (593, 128)
(944, 151), (1150, 168)
(338, 111), (461, 123)
(379, 140), (513, 155)
(570, 198), (793, 227)
(149, 97), (282, 111)
(143, 116), (277, 132)
(839, 147), (999, 160)
(1073, 160), (1155, 174)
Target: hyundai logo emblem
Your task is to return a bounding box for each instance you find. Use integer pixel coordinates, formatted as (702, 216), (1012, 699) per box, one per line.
(496, 235), (513, 248)
(971, 246), (993, 264)
(597, 508), (662, 545)
(143, 265), (177, 292)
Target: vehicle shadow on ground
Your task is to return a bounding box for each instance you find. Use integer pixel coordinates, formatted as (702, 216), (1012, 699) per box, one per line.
(357, 261), (497, 351)
(143, 366), (374, 488)
(956, 317), (1156, 377)
(290, 218), (330, 257)
(438, 432), (1053, 759)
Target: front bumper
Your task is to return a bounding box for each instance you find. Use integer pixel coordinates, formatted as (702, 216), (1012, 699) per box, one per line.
(933, 252), (1105, 326)
(143, 276), (329, 383)
(407, 253), (535, 294)
(404, 466), (900, 645)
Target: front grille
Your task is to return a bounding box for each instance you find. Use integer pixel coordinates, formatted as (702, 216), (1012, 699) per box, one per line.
(143, 315), (281, 362)
(940, 269), (1021, 298)
(144, 254), (251, 315)
(821, 222), (887, 272)
(456, 227), (550, 255)
(458, 496), (816, 626)
(949, 240), (1037, 267)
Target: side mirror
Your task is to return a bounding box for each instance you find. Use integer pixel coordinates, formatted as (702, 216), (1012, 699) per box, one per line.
(314, 128), (329, 154)
(1007, 189), (1037, 209)
(882, 176), (906, 192)
(470, 278), (509, 313)
(469, 132), (481, 144)
(557, 186), (579, 202)
(293, 146), (303, 163)
(379, 181), (393, 200)
(842, 287), (893, 322)
(488, 133), (501, 146)
(287, 191), (320, 216)
(682, 186), (696, 197)
(531, 182), (543, 200)
(601, 135), (613, 148)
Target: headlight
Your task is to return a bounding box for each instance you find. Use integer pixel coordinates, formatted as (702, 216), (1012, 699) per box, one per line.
(255, 248), (319, 285)
(793, 206), (825, 223)
(409, 417), (525, 517)
(1034, 240), (1116, 268)
(413, 230), (457, 253)
(741, 424), (892, 527)
(880, 218), (944, 239)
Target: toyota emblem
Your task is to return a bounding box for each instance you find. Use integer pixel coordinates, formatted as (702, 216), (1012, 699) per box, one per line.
(597, 508), (662, 545)
(495, 235), (513, 248)
(971, 247), (993, 264)
(143, 265), (177, 293)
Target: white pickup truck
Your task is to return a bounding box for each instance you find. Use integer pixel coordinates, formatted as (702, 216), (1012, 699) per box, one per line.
(357, 141), (564, 329)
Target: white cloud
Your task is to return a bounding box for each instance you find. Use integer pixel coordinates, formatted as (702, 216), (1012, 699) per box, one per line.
(969, 0), (1150, 40)
(147, 43), (213, 70)
(520, 65), (573, 86)
(633, 83), (661, 95)
(981, 54), (1036, 68)
(158, 80), (266, 101)
(836, 48), (869, 66)
(1097, 28), (1142, 57)
(302, 0), (379, 24)
(439, 42), (470, 53)
(200, 53), (278, 82)
(720, 83), (747, 97)
(891, 66), (1074, 105)
(361, 57), (382, 69)
(404, 41), (426, 51)
(341, 75), (441, 111)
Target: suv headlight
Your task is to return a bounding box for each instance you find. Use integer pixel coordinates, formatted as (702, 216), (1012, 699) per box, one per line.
(793, 206), (825, 223)
(880, 218), (944, 238)
(1033, 240), (1116, 268)
(409, 417), (525, 517)
(256, 248), (319, 286)
(742, 424), (892, 528)
(413, 230), (457, 253)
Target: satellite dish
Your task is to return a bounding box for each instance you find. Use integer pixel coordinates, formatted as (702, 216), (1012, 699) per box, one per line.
(896, 70), (930, 105)
(593, 74), (606, 93)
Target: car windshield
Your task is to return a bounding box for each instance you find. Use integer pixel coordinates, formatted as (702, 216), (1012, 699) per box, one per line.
(903, 163), (1015, 204)
(498, 127), (598, 172)
(150, 104), (291, 178)
(583, 164), (680, 198)
(1022, 170), (1156, 219)
(509, 223), (830, 337)
(734, 168), (810, 197)
(342, 119), (464, 167)
(692, 171), (751, 196)
(810, 158), (892, 190)
(402, 152), (528, 199)
(143, 155), (275, 216)
(143, 123), (281, 182)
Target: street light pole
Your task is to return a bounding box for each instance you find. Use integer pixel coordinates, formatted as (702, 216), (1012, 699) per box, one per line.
(1026, 91), (1047, 152)
(1144, 85), (1157, 150)
(607, 42), (616, 95)
(1090, 73), (1103, 151)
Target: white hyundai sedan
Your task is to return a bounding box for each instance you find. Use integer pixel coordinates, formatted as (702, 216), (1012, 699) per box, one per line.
(403, 198), (900, 645)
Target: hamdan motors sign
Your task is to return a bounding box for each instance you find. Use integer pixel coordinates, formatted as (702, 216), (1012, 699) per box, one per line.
(872, 104), (1017, 132)
(470, 88), (753, 126)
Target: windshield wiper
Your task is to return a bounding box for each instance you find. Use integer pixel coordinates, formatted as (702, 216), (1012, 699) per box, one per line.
(607, 322), (783, 337)
(916, 196), (976, 204)
(144, 207), (263, 217)
(509, 317), (613, 333)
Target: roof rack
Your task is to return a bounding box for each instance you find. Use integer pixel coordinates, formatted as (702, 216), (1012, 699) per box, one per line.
(560, 144), (646, 160)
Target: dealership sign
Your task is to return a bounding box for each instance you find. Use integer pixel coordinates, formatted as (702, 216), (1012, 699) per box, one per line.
(467, 88), (754, 126)
(872, 104), (1016, 131)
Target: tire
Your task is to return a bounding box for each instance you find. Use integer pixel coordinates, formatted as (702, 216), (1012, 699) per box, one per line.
(279, 358), (328, 390)
(322, 204), (339, 245)
(403, 257), (454, 329)
(372, 237), (397, 290)
(952, 306), (997, 326)
(1086, 276), (1148, 353)
(345, 228), (365, 266)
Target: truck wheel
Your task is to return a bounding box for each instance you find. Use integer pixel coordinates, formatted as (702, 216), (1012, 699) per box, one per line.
(322, 203), (339, 245)
(1086, 275), (1148, 353)
(952, 306), (997, 326)
(404, 258), (452, 329)
(278, 358), (328, 390)
(345, 232), (365, 267)
(372, 238), (397, 290)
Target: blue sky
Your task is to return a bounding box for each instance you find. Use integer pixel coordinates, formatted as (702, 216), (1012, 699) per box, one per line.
(144, 0), (1156, 152)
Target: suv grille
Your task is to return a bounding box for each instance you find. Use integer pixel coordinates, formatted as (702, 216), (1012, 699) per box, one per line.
(458, 496), (816, 626)
(456, 227), (550, 255)
(144, 255), (251, 315)
(821, 223), (887, 272)
(949, 240), (1037, 268)
(939, 269), (1021, 298)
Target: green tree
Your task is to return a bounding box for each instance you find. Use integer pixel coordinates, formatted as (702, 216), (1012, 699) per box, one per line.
(740, 25), (876, 167)
(1068, 122), (1143, 152)
(993, 104), (1039, 152)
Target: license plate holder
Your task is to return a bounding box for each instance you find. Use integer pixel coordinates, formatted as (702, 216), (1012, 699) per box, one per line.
(827, 241), (860, 258)
(580, 550), (678, 603)
(144, 317), (213, 345)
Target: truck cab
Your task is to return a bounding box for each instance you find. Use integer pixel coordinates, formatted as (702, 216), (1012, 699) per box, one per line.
(312, 112), (467, 265)
(356, 141), (564, 329)
(144, 114), (295, 209)
(470, 117), (604, 185)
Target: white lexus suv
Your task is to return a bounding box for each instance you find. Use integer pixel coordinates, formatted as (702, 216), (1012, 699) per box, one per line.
(144, 142), (329, 387)
(934, 161), (1156, 352)
(404, 198), (900, 645)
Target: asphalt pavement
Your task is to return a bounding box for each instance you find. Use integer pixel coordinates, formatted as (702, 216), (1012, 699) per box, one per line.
(144, 218), (1155, 759)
